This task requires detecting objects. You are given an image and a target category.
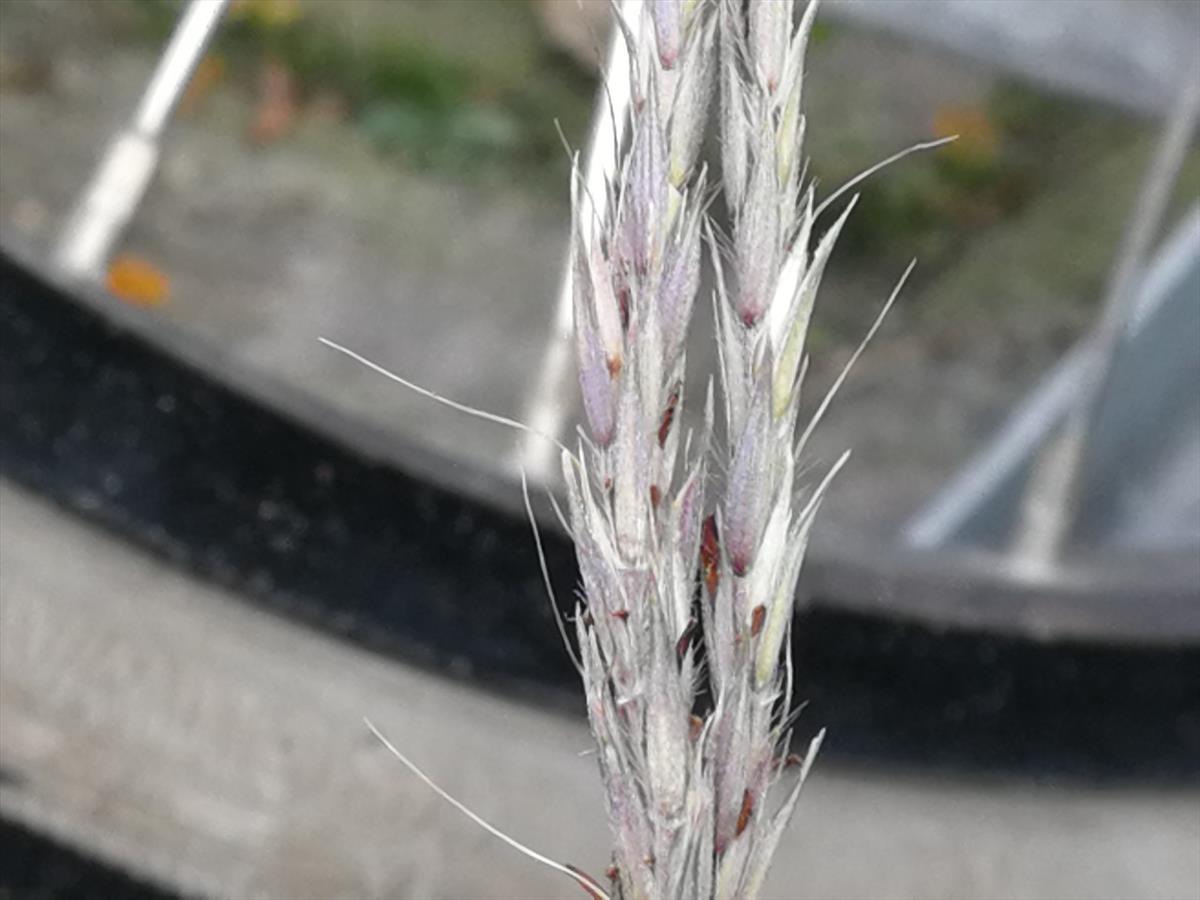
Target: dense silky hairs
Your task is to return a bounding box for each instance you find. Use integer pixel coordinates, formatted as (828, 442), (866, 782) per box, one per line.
(564, 2), (847, 897)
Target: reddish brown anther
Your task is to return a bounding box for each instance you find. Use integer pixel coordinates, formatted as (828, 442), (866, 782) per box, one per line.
(735, 789), (755, 837)
(606, 355), (623, 378)
(675, 618), (698, 660)
(784, 752), (804, 769)
(657, 385), (680, 447)
(700, 514), (720, 595)
(750, 603), (766, 637)
(649, 484), (662, 508)
(611, 609), (630, 622)
(605, 864), (620, 882)
(688, 713), (704, 742)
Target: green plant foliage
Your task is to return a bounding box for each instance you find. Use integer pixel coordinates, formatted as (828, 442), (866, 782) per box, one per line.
(128, 0), (593, 182)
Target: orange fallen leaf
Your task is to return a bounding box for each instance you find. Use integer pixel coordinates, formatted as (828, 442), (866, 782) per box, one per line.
(107, 255), (170, 307)
(932, 104), (999, 167)
(248, 58), (297, 146)
(180, 54), (225, 116)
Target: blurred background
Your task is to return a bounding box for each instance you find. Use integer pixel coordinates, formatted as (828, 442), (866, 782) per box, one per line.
(1, 1), (1198, 898)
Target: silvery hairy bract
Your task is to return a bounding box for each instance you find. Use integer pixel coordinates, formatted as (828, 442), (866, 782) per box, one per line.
(562, 1), (894, 897)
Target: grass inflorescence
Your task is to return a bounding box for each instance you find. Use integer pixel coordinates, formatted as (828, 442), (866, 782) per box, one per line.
(560, 2), (907, 896)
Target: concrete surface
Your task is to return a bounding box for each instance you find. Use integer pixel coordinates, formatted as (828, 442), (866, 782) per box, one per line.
(2, 480), (1199, 900)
